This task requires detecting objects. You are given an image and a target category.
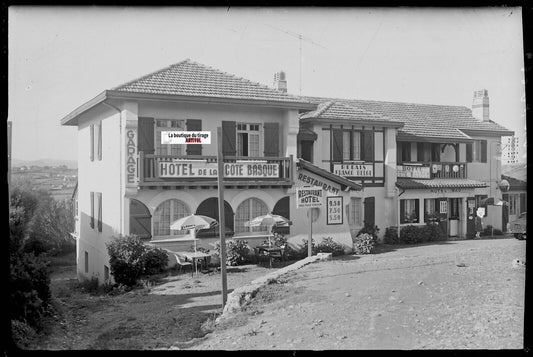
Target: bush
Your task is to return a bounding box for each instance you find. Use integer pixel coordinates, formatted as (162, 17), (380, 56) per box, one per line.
(11, 319), (38, 348)
(399, 225), (425, 244)
(213, 239), (252, 266)
(297, 238), (317, 258)
(261, 233), (300, 261)
(422, 223), (446, 241)
(383, 226), (399, 244)
(106, 235), (168, 287)
(316, 237), (346, 256)
(353, 233), (376, 255)
(356, 222), (380, 241)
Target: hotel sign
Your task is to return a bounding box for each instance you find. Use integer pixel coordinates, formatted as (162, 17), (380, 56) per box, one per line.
(333, 164), (373, 177)
(397, 164), (431, 179)
(296, 187), (323, 208)
(158, 161), (279, 178)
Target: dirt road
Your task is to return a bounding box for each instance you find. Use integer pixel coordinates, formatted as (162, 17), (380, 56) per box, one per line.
(191, 238), (527, 350)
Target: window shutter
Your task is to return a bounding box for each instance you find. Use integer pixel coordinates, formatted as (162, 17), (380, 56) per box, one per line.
(400, 199), (406, 224)
(332, 129), (343, 162)
(415, 199), (420, 222)
(97, 193), (102, 232)
(263, 122), (280, 157)
(222, 121), (236, 156)
(431, 143), (440, 162)
(186, 119), (203, 156)
(417, 143), (425, 162)
(90, 125), (94, 161)
(90, 192), (94, 228)
(520, 193), (526, 214)
(481, 140), (487, 163)
(363, 131), (373, 162)
(138, 117), (155, 155)
(98, 121), (102, 160)
(364, 197), (375, 226)
(466, 143), (473, 162)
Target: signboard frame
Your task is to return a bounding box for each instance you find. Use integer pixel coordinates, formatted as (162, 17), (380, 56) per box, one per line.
(296, 187), (324, 209)
(326, 196), (343, 225)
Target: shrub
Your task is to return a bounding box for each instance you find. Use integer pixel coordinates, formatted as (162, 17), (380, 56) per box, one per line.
(399, 225), (425, 244)
(316, 237), (346, 256)
(106, 235), (168, 287)
(297, 238), (317, 259)
(356, 222), (380, 241)
(213, 239), (252, 266)
(422, 223), (446, 241)
(353, 233), (376, 255)
(261, 233), (299, 261)
(11, 319), (38, 348)
(383, 226), (399, 244)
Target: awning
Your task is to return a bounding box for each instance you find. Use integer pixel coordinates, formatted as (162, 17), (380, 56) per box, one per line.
(297, 159), (362, 191)
(481, 197), (509, 206)
(396, 178), (488, 190)
(297, 127), (318, 141)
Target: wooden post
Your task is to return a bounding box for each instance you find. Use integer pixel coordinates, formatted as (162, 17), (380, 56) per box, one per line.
(308, 210), (313, 257)
(217, 127), (228, 308)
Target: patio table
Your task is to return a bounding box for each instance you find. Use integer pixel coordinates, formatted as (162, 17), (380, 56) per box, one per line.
(177, 251), (211, 275)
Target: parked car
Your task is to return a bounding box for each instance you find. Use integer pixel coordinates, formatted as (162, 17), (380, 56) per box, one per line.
(509, 212), (526, 240)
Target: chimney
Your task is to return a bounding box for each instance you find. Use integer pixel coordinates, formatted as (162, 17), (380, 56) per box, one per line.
(274, 71), (287, 93)
(472, 89), (490, 122)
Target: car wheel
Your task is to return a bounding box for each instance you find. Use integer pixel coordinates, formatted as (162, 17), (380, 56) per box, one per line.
(516, 233), (525, 240)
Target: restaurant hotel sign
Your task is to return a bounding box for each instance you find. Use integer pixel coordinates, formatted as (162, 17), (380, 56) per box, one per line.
(333, 163), (373, 177)
(397, 164), (431, 179)
(159, 160), (279, 178)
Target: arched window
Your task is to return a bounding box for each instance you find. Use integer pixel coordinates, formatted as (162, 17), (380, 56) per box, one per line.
(235, 198), (269, 234)
(153, 199), (190, 236)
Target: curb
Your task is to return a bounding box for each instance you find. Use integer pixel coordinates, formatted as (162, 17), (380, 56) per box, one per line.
(215, 255), (322, 324)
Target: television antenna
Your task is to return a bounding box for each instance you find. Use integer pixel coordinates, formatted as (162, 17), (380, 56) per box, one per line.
(264, 24), (327, 96)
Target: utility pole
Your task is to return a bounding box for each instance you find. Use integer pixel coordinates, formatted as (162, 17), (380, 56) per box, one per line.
(217, 127), (228, 308)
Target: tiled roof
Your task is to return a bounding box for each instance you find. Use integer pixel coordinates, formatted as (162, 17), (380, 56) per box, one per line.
(114, 59), (313, 105)
(299, 100), (396, 123)
(396, 178), (488, 189)
(502, 175), (527, 189)
(302, 96), (513, 140)
(297, 127), (318, 141)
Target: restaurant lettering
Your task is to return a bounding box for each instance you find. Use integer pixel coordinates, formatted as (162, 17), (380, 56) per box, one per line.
(297, 173), (340, 195)
(126, 129), (137, 184)
(158, 161), (279, 178)
(296, 187), (323, 208)
(333, 164), (373, 178)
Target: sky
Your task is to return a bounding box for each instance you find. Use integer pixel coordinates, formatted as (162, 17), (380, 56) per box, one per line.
(8, 6), (526, 163)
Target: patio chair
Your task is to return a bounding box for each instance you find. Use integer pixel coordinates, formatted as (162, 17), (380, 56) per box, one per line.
(173, 253), (193, 277)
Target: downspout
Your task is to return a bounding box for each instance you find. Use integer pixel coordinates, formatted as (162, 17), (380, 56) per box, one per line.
(396, 186), (405, 238)
(103, 102), (123, 236)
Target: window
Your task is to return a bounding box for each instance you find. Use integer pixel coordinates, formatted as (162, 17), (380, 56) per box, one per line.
(342, 131), (361, 161)
(400, 199), (419, 224)
(374, 132), (384, 161)
(155, 119), (184, 156)
(450, 198), (460, 219)
(90, 122), (102, 161)
(90, 192), (94, 228)
(509, 194), (518, 215)
(237, 123), (261, 157)
(347, 197), (363, 227)
(84, 251), (89, 273)
(473, 140), (487, 163)
(424, 199), (437, 222)
(235, 198), (269, 234)
(398, 142), (411, 163)
(153, 199), (190, 236)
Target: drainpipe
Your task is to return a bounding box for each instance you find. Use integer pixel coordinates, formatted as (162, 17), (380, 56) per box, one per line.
(396, 186), (405, 238)
(103, 102), (123, 236)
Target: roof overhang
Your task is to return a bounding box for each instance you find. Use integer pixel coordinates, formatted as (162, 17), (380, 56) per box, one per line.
(61, 90), (317, 126)
(396, 135), (475, 144)
(459, 128), (515, 137)
(297, 159), (362, 191)
(299, 117), (404, 129)
(297, 127), (318, 141)
(396, 178), (488, 190)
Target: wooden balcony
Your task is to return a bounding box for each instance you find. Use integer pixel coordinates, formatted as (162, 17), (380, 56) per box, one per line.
(138, 152), (293, 188)
(397, 162), (467, 180)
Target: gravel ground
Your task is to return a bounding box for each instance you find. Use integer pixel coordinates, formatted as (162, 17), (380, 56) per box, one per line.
(191, 238), (527, 350)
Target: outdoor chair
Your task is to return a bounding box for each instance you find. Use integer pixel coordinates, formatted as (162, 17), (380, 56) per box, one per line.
(173, 253), (193, 277)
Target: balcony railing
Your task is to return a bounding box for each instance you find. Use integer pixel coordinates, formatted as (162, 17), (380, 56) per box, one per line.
(139, 152), (293, 186)
(397, 162), (467, 180)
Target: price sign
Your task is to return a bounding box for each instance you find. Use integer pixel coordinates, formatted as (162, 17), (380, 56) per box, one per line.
(326, 196), (343, 225)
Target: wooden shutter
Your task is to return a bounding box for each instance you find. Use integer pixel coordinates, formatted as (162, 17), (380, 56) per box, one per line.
(332, 129), (343, 162)
(431, 143), (440, 162)
(98, 121), (102, 160)
(263, 122), (280, 157)
(417, 143), (424, 162)
(481, 140), (487, 163)
(466, 143), (473, 162)
(90, 125), (94, 161)
(519, 193), (526, 214)
(186, 119), (202, 156)
(415, 199), (420, 222)
(362, 131), (373, 162)
(222, 121), (236, 156)
(97, 193), (102, 232)
(364, 197), (375, 226)
(130, 199), (152, 240)
(138, 117), (155, 154)
(400, 199), (406, 224)
(90, 192), (94, 228)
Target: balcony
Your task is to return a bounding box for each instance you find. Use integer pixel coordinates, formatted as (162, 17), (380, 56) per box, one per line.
(397, 162), (467, 180)
(139, 152), (293, 188)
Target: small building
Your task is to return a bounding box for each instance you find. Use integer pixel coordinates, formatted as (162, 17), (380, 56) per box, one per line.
(501, 174), (527, 230)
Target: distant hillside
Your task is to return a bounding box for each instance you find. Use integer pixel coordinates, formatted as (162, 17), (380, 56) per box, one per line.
(11, 158), (78, 169)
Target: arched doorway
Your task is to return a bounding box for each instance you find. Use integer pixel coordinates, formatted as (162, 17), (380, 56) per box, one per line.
(195, 198), (234, 237)
(272, 196), (290, 235)
(129, 199), (152, 241)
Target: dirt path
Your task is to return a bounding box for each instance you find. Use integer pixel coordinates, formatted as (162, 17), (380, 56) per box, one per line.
(191, 238), (526, 350)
